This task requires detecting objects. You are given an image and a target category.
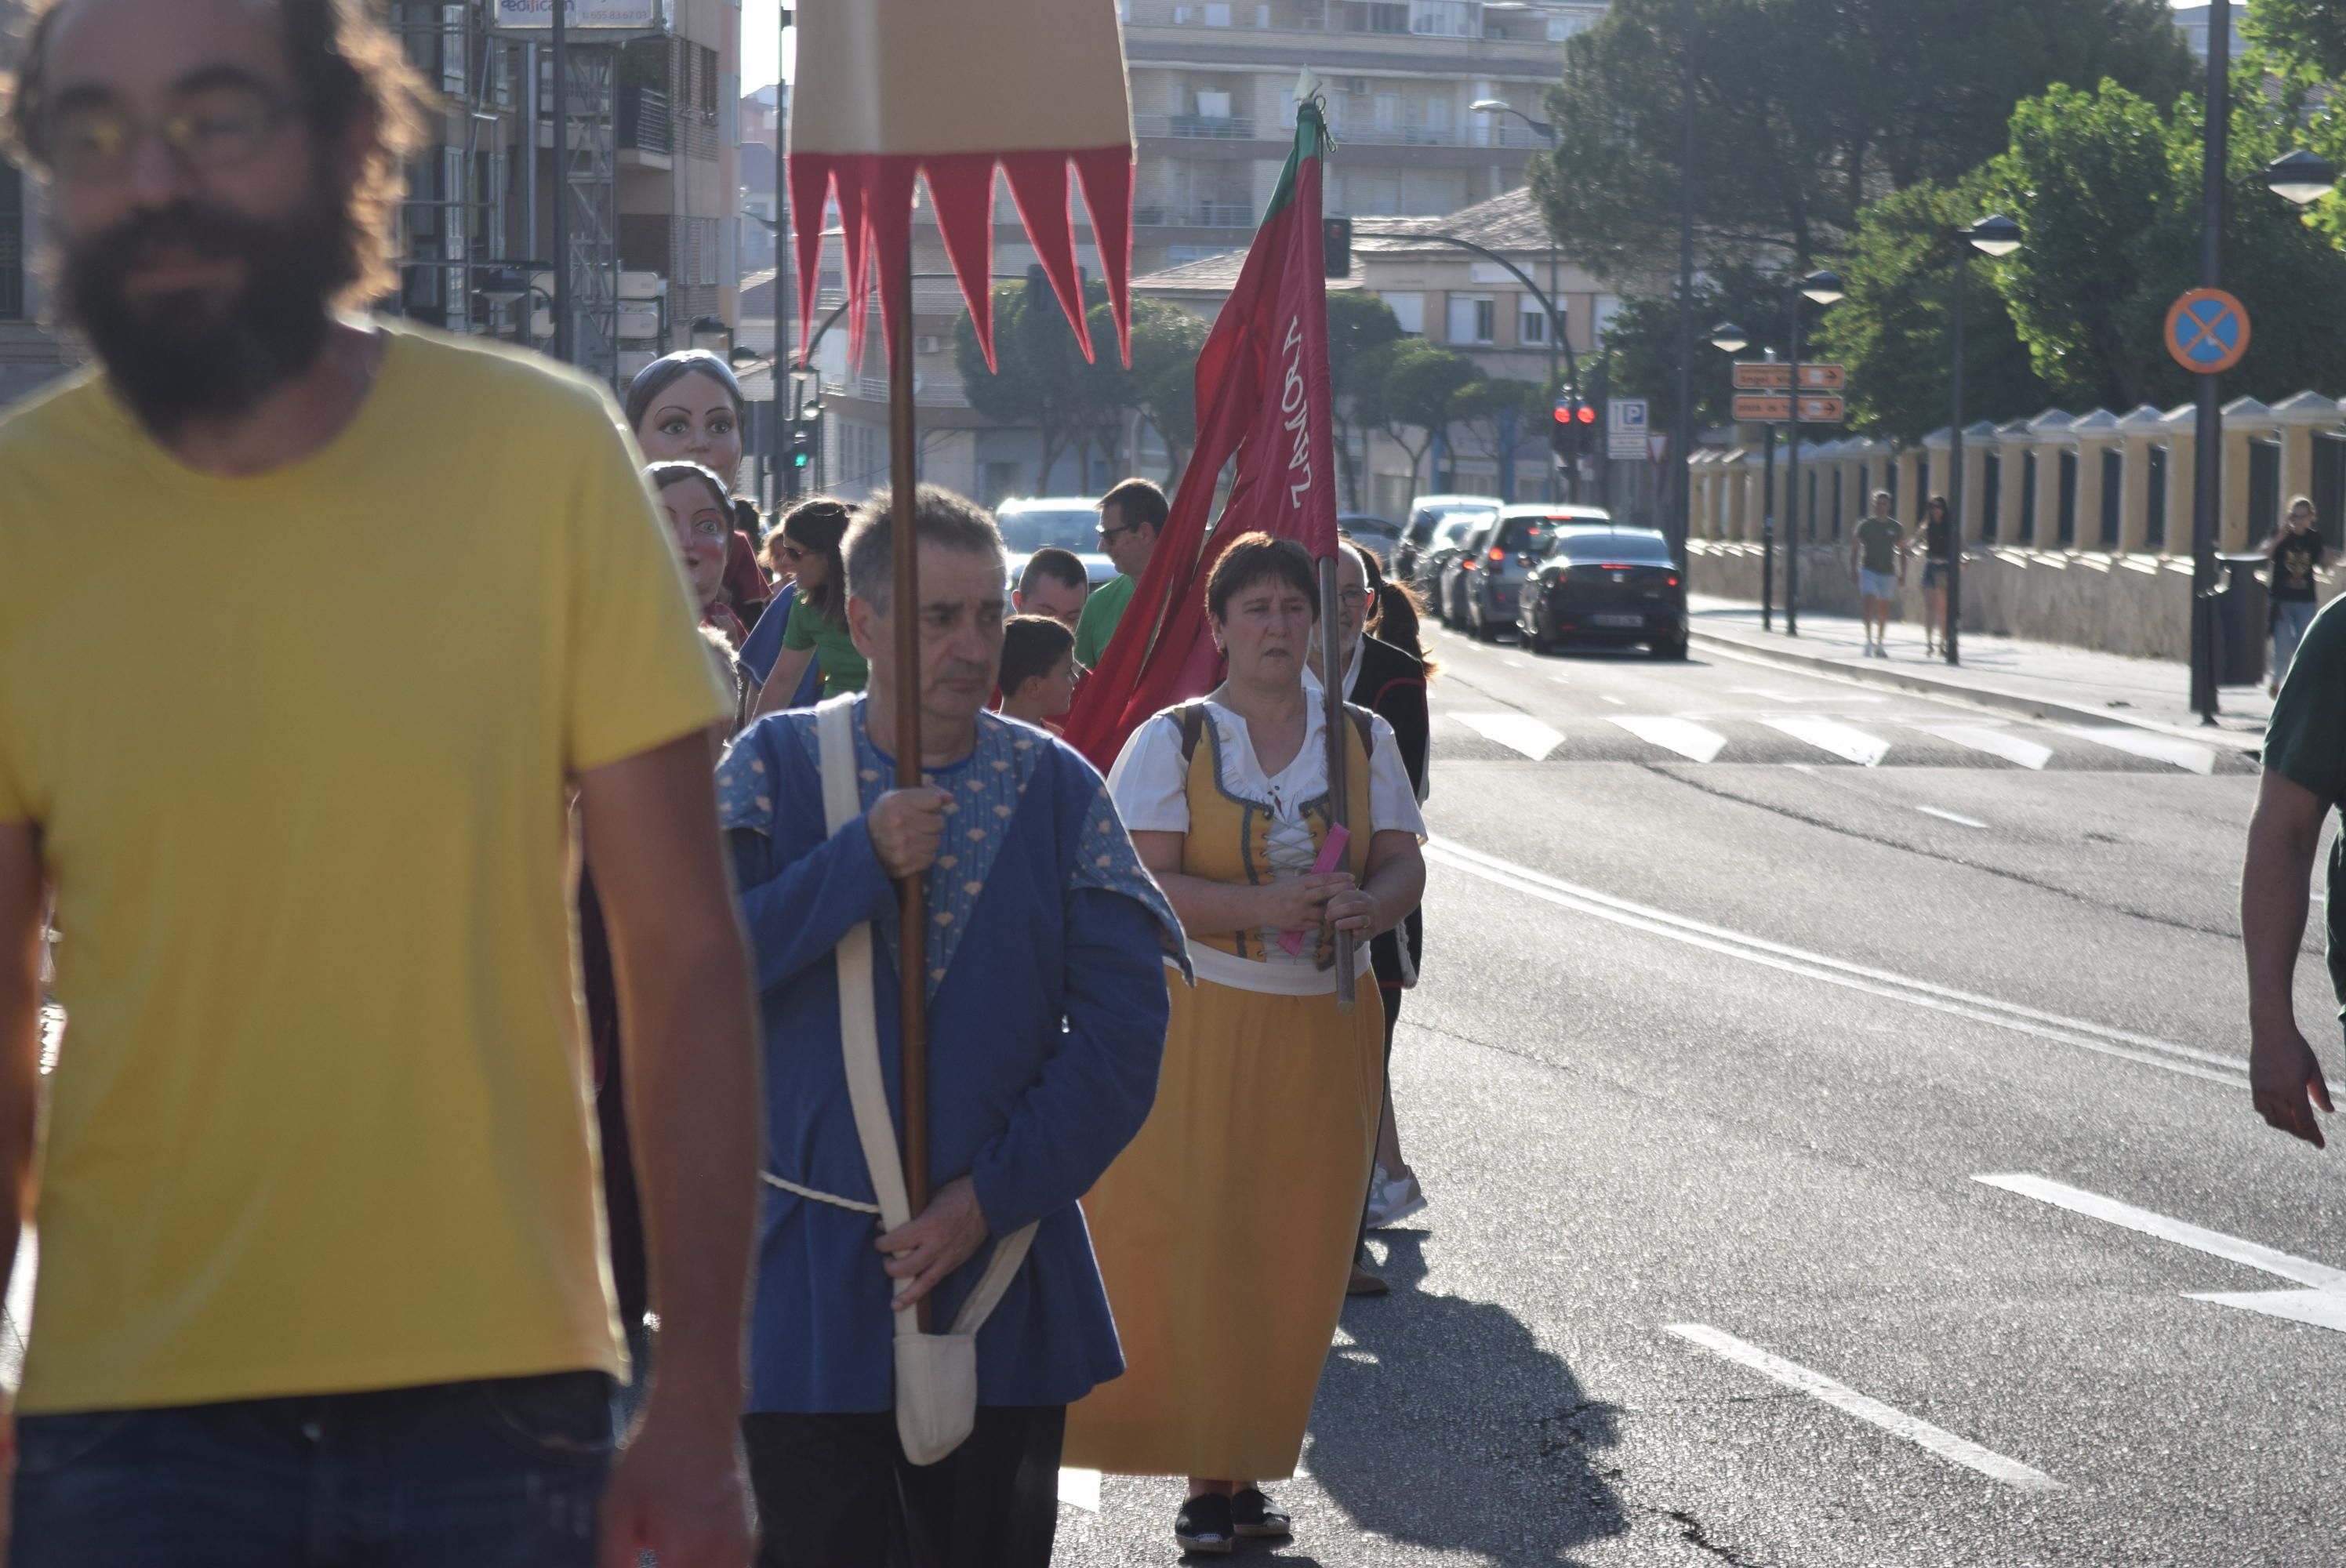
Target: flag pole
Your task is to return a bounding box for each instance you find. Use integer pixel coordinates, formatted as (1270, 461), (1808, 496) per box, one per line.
(887, 234), (933, 1332)
(1320, 553), (1356, 1010)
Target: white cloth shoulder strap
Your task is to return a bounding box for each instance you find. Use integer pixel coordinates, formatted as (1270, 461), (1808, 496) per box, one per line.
(814, 699), (1037, 1356)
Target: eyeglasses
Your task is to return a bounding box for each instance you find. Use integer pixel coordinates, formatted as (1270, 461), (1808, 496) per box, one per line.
(1337, 589), (1371, 609)
(1096, 523), (1135, 541)
(40, 80), (296, 182)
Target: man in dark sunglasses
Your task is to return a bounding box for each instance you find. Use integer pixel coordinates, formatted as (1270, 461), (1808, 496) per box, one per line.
(1073, 476), (1171, 670)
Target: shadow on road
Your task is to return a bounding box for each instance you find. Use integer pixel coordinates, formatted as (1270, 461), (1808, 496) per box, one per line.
(1303, 1233), (1628, 1566)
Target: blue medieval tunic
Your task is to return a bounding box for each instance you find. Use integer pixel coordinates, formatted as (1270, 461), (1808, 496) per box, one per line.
(717, 698), (1186, 1414)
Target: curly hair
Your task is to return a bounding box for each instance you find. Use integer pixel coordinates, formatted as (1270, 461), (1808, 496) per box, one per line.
(3, 0), (432, 307)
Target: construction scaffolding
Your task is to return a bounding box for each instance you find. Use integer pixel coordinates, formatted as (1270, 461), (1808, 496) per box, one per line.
(387, 1), (668, 387)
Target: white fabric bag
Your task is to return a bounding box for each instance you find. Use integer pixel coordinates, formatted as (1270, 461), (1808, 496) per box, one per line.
(816, 697), (1037, 1466)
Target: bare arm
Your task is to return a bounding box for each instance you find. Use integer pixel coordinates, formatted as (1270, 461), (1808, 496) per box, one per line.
(0, 825), (42, 1334)
(751, 644), (815, 717)
(577, 733), (758, 1566)
(2244, 768), (2334, 1146)
(1327, 829), (1428, 940)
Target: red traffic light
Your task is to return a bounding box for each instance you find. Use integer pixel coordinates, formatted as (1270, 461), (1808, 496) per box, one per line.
(1575, 404), (1598, 424)
(1552, 401), (1574, 424)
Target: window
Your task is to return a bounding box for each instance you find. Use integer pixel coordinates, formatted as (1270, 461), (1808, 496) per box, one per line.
(2020, 452), (2038, 544)
(0, 161), (20, 320)
(1408, 1), (1476, 37)
(1387, 293), (1424, 334)
(1257, 4), (1272, 24)
(700, 45), (720, 118)
(2100, 448), (2123, 547)
(1983, 453), (2003, 541)
(1447, 295), (1494, 344)
(1549, 13), (1595, 39)
(2248, 437), (2282, 544)
(1373, 93), (1402, 132)
(1203, 2), (1232, 23)
(1424, 96), (1451, 135)
(1195, 91), (1233, 119)
(2144, 447), (2166, 550)
(1519, 301), (1546, 344)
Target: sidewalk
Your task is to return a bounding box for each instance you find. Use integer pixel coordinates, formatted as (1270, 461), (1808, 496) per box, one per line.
(1687, 596), (2273, 751)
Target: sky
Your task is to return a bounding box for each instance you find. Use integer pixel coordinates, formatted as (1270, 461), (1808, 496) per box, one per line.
(743, 1), (792, 93)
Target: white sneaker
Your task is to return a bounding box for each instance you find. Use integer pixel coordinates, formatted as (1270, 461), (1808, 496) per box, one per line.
(1367, 1171), (1429, 1229)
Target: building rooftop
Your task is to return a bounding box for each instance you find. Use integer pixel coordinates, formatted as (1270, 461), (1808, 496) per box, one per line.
(1349, 185), (1552, 255)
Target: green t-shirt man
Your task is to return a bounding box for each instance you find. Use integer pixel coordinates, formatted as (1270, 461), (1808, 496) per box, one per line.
(1072, 572), (1136, 670)
(1854, 514), (1904, 577)
(2264, 597), (2346, 1017)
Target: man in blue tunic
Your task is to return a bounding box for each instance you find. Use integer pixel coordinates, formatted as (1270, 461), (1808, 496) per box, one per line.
(717, 485), (1184, 1567)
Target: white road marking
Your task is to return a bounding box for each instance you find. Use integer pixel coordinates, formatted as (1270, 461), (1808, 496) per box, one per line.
(1549, 674), (1572, 684)
(1916, 806), (1989, 828)
(1906, 723), (2054, 771)
(1425, 838), (2247, 1084)
(1760, 715), (1892, 767)
(1450, 712), (1565, 760)
(1974, 1174), (2346, 1291)
(1666, 1324), (2068, 1493)
(1610, 716), (1730, 764)
(1730, 686), (1804, 702)
(1504, 657), (1528, 668)
(1600, 694), (1626, 707)
(1057, 1468), (1101, 1511)
(2185, 1288), (2346, 1331)
(2058, 726), (2217, 775)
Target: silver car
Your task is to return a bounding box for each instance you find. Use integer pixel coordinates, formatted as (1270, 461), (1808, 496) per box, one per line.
(993, 497), (1120, 597)
(1445, 503), (1614, 641)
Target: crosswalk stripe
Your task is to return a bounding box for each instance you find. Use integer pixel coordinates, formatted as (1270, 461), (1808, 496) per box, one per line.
(2057, 727), (2217, 775)
(1906, 723), (2053, 770)
(1450, 712), (1565, 760)
(1758, 715), (1891, 767)
(1609, 716), (1730, 763)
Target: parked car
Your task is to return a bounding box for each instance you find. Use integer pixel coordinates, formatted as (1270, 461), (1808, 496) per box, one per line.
(993, 497), (1120, 595)
(1517, 525), (1688, 659)
(1396, 493), (1502, 581)
(1411, 510), (1496, 604)
(1338, 513), (1405, 566)
(1443, 503), (1614, 641)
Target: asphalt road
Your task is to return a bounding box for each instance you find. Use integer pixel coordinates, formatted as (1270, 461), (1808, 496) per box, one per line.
(1055, 624), (2346, 1566)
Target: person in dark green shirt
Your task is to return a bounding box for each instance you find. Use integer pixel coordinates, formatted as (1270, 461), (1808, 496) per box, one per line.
(754, 496), (867, 712)
(2246, 595), (2346, 1145)
(1072, 477), (1169, 669)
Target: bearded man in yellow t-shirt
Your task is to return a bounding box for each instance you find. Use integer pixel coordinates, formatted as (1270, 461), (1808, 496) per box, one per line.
(0, 2), (759, 1563)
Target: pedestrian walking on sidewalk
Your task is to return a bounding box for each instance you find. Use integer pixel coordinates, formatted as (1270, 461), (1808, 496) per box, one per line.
(721, 488), (1182, 1567)
(2242, 595), (2346, 1146)
(1849, 490), (1906, 657)
(1067, 535), (1427, 1557)
(2263, 496), (2329, 695)
(1918, 495), (1955, 659)
(0, 3), (761, 1562)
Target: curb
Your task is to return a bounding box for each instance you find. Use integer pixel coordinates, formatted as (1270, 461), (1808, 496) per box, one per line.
(1686, 627), (2266, 753)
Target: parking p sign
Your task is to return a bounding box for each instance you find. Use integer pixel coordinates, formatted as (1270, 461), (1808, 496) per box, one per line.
(1607, 397), (1651, 459)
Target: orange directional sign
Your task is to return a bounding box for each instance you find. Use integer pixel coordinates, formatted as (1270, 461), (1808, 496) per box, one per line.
(1733, 361), (1847, 391)
(2166, 288), (2250, 376)
(1732, 392), (1846, 425)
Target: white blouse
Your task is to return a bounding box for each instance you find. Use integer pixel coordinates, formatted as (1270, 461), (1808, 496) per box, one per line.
(1109, 696), (1428, 973)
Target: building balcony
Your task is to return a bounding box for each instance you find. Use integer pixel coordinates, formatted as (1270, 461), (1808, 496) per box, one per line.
(1133, 112), (1261, 140)
(1132, 201), (1258, 228)
(618, 84), (673, 167)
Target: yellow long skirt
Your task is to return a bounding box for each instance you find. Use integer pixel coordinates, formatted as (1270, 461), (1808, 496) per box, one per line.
(1065, 971), (1385, 1480)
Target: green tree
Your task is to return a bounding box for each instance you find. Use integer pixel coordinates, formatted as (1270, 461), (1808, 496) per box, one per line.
(1447, 378), (1546, 492)
(2247, 0), (2346, 77)
(1595, 261), (1792, 430)
(1985, 78), (2346, 412)
(1529, 0), (2194, 285)
(1349, 339), (1477, 511)
(953, 276), (1124, 491)
(1326, 292), (1404, 510)
(1111, 296), (1208, 487)
(1814, 177), (2051, 441)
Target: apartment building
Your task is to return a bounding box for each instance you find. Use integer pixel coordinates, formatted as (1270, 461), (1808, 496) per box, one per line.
(1120, 0), (1607, 276)
(0, 0), (78, 410)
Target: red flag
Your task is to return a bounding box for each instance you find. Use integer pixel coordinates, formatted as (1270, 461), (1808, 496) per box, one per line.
(1062, 96), (1339, 771)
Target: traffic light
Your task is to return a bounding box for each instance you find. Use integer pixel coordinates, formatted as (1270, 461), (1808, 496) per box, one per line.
(1550, 394), (1594, 461)
(1323, 216), (1353, 279)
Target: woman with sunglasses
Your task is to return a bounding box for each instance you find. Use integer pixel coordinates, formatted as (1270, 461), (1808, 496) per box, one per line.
(752, 496), (866, 716)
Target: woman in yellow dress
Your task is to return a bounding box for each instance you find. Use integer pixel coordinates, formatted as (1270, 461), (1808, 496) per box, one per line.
(1068, 533), (1428, 1555)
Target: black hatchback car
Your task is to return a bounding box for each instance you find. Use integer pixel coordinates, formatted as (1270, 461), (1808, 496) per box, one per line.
(1516, 527), (1689, 659)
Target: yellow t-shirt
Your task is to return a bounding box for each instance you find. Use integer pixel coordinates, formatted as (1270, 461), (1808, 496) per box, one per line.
(0, 325), (728, 1414)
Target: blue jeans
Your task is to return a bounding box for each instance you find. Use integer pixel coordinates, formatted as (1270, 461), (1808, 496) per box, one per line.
(12, 1371), (614, 1567)
(2274, 598), (2319, 687)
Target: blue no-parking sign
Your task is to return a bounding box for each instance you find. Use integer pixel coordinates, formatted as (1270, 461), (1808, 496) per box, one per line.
(2166, 289), (2251, 376)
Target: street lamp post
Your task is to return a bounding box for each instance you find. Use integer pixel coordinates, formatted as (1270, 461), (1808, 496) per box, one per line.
(1473, 100), (1562, 501)
(1672, 0), (1698, 569)
(1783, 268), (1843, 638)
(1945, 214), (2022, 667)
(1709, 322), (1759, 623)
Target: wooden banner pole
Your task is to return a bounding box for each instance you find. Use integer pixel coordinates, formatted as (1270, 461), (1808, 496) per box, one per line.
(1320, 552), (1356, 1010)
(887, 238), (932, 1333)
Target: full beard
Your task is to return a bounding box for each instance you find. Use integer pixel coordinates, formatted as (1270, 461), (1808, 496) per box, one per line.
(57, 182), (359, 440)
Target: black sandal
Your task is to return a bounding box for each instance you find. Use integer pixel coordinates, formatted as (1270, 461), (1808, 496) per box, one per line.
(1175, 1493), (1236, 1555)
(1231, 1487), (1293, 1540)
